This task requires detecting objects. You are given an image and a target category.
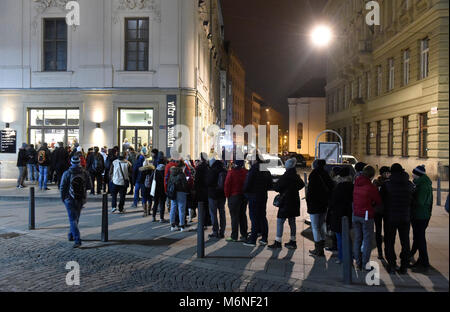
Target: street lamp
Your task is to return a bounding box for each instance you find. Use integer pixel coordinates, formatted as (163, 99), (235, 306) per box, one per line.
(311, 25), (333, 47)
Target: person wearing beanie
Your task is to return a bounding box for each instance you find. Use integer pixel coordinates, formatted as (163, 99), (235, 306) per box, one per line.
(306, 159), (335, 256)
(16, 143), (29, 189)
(268, 158), (305, 249)
(410, 165), (433, 271)
(59, 155), (92, 248)
(380, 163), (415, 274)
(224, 158), (249, 242)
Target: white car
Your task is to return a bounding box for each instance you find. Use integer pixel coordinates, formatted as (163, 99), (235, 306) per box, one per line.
(342, 155), (358, 167)
(245, 154), (285, 185)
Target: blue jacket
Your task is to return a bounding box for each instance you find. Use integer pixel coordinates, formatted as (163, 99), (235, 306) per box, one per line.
(133, 155), (146, 183)
(60, 165), (92, 204)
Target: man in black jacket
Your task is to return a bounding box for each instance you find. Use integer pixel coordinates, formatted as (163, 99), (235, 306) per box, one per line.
(86, 146), (105, 195)
(381, 163), (414, 274)
(243, 153), (273, 247)
(26, 144), (38, 183)
(53, 142), (70, 190)
(37, 143), (51, 191)
(16, 143), (28, 188)
(207, 158), (228, 239)
(194, 153), (211, 227)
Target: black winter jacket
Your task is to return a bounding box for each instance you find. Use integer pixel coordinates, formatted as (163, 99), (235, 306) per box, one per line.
(243, 162), (273, 197)
(26, 147), (37, 165)
(206, 160), (227, 200)
(328, 177), (354, 233)
(306, 168), (334, 214)
(17, 148), (28, 167)
(273, 168), (305, 218)
(380, 171), (414, 223)
(53, 147), (70, 172)
(194, 161), (209, 202)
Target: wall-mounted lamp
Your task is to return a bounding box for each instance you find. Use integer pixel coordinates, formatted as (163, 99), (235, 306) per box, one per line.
(96, 123), (101, 128)
(5, 123), (10, 129)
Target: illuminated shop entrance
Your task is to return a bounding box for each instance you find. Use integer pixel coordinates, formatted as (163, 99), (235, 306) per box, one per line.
(119, 108), (154, 153)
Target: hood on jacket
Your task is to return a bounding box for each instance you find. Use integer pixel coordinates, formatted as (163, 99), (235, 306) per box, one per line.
(156, 164), (165, 171)
(139, 164), (155, 172)
(355, 175), (373, 187)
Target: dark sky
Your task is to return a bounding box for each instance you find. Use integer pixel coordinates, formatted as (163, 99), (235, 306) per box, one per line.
(221, 0), (328, 124)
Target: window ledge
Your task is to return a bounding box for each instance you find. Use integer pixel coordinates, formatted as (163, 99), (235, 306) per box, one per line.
(115, 70), (156, 74)
(32, 71), (74, 74)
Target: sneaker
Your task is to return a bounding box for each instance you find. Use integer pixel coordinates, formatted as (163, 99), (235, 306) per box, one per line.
(44, 188), (50, 191)
(259, 240), (268, 246)
(208, 233), (219, 239)
(73, 242), (82, 248)
(160, 219), (168, 223)
(130, 204), (138, 209)
(239, 235), (247, 242)
(170, 227), (178, 232)
(268, 241), (282, 249)
(243, 240), (256, 247)
(179, 227), (185, 232)
(151, 217), (157, 222)
(111, 208), (117, 213)
(226, 237), (237, 242)
(284, 240), (297, 249)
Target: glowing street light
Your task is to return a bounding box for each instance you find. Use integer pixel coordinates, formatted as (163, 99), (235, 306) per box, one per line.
(311, 25), (333, 47)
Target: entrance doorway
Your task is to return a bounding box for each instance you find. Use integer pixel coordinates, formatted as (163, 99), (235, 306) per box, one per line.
(119, 128), (153, 153)
(118, 108), (154, 153)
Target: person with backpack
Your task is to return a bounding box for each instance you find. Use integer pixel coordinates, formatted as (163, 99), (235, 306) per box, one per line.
(224, 159), (248, 242)
(206, 158), (228, 239)
(60, 155), (92, 248)
(151, 160), (167, 222)
(243, 152), (273, 247)
(86, 146), (105, 195)
(16, 143), (28, 189)
(167, 160), (190, 231)
(37, 142), (51, 191)
(26, 144), (38, 184)
(268, 158), (305, 249)
(109, 152), (132, 214)
(409, 165), (433, 272)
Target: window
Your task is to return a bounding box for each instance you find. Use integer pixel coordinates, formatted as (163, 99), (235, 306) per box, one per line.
(125, 18), (149, 71)
(402, 116), (409, 157)
(376, 121), (381, 156)
(366, 72), (371, 99)
(342, 127), (347, 154)
(403, 49), (410, 85)
(419, 113), (428, 158)
(43, 19), (67, 71)
(344, 84), (348, 108)
(366, 123), (371, 155)
(388, 58), (395, 91)
(420, 38), (429, 79)
(333, 92), (337, 112)
(377, 65), (382, 96)
(28, 109), (79, 148)
(387, 119), (394, 156)
(358, 76), (362, 98)
(351, 81), (355, 99)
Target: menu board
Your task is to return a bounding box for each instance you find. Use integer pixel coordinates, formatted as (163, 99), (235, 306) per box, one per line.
(0, 129), (17, 153)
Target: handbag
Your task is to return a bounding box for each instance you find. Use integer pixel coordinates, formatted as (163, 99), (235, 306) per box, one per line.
(118, 162), (130, 189)
(150, 171), (156, 197)
(273, 192), (286, 208)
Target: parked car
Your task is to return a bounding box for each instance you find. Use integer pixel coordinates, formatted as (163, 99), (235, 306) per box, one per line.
(283, 152), (307, 168)
(245, 153), (285, 185)
(342, 155), (358, 167)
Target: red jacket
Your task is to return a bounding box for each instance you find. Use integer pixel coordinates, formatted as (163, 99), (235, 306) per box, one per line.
(353, 176), (382, 219)
(164, 161), (177, 193)
(224, 168), (248, 198)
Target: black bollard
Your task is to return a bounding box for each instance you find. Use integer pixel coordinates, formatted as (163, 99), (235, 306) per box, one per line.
(197, 201), (205, 258)
(437, 177), (441, 206)
(101, 193), (108, 242)
(28, 187), (35, 230)
(342, 216), (352, 285)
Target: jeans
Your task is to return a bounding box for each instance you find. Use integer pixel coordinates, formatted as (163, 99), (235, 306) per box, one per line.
(38, 165), (48, 189)
(152, 194), (166, 219)
(208, 197), (226, 235)
(276, 217), (296, 242)
(17, 166), (27, 187)
(227, 194), (248, 240)
(133, 182), (144, 206)
(64, 198), (82, 244)
(170, 192), (187, 227)
(352, 215), (374, 267)
(384, 220), (411, 268)
(27, 164), (37, 182)
(310, 213), (327, 242)
(111, 183), (126, 211)
(411, 219), (430, 266)
(247, 195), (268, 243)
(374, 212), (384, 255)
(336, 232), (343, 260)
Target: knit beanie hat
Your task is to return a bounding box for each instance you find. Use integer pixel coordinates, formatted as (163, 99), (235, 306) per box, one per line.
(71, 156), (81, 166)
(413, 164), (426, 176)
(391, 163), (404, 173)
(355, 162), (367, 172)
(285, 158), (297, 170)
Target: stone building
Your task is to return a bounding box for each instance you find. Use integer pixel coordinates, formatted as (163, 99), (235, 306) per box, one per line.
(323, 0), (449, 178)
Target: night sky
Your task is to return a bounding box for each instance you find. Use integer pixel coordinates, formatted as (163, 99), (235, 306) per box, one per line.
(221, 0), (328, 125)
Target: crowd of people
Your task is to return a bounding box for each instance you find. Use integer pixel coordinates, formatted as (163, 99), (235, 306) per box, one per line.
(15, 140), (439, 275)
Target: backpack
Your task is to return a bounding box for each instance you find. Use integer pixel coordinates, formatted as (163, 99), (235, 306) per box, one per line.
(69, 170), (86, 201)
(38, 150), (46, 164)
(167, 178), (177, 200)
(145, 171), (153, 189)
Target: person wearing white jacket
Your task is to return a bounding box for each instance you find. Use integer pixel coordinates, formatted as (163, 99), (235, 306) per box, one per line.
(109, 153), (131, 213)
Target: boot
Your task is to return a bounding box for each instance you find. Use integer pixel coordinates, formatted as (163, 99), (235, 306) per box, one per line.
(142, 203), (148, 217)
(309, 241), (325, 257)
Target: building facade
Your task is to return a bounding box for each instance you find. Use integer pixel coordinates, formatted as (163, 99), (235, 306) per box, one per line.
(260, 106), (285, 154)
(0, 0), (225, 178)
(226, 48), (246, 127)
(323, 0), (449, 178)
(244, 88), (262, 150)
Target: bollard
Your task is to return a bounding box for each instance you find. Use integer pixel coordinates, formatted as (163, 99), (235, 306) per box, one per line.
(437, 177), (441, 206)
(197, 201), (205, 258)
(101, 193), (108, 242)
(28, 187), (35, 230)
(342, 216), (352, 285)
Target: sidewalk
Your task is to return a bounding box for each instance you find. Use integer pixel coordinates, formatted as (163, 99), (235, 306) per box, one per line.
(0, 184), (448, 292)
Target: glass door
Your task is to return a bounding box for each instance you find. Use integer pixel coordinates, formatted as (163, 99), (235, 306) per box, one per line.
(120, 128), (153, 153)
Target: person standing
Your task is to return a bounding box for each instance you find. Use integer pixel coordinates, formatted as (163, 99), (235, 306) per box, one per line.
(381, 163), (415, 274)
(131, 153), (146, 208)
(151, 160), (167, 222)
(268, 158), (305, 249)
(37, 143), (51, 191)
(306, 159), (334, 256)
(53, 142), (70, 190)
(243, 153), (273, 247)
(352, 165), (382, 271)
(16, 143), (28, 188)
(327, 166), (354, 263)
(122, 138), (130, 153)
(194, 153), (211, 228)
(167, 160), (189, 231)
(86, 146), (105, 195)
(127, 147), (138, 195)
(26, 144), (38, 184)
(206, 158), (228, 239)
(409, 165), (433, 272)
(373, 166), (391, 260)
(109, 152), (131, 214)
(104, 148), (117, 194)
(224, 160), (248, 242)
(60, 156), (92, 248)
(138, 159), (155, 217)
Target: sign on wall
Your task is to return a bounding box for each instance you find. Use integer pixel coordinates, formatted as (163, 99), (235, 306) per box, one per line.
(0, 129), (17, 154)
(166, 95), (177, 157)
